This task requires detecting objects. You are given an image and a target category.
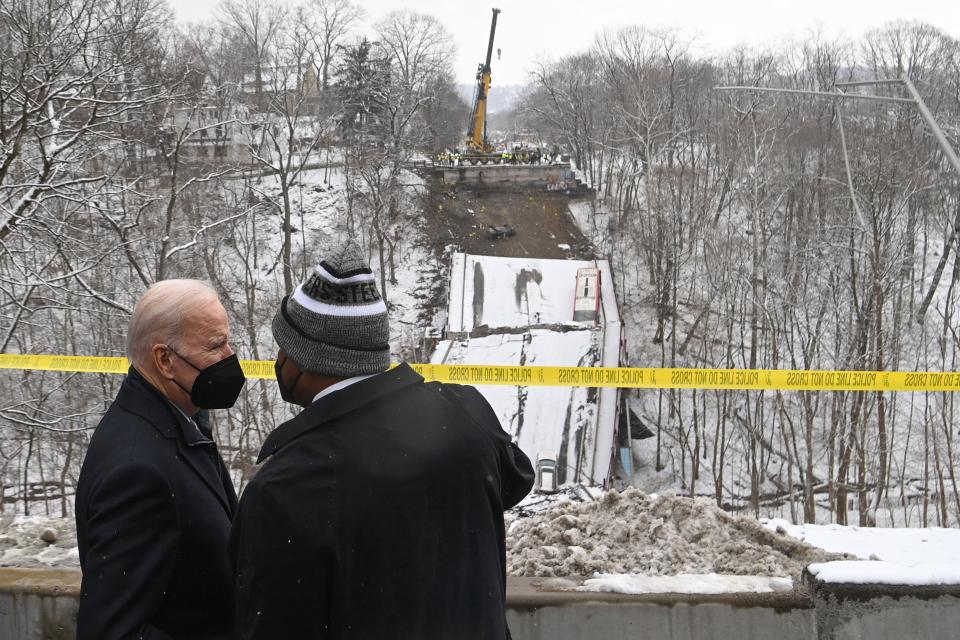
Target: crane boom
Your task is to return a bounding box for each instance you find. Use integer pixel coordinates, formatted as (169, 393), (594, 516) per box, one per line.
(466, 8), (500, 152)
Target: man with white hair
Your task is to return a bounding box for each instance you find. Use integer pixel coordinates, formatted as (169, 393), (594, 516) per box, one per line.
(75, 279), (245, 640)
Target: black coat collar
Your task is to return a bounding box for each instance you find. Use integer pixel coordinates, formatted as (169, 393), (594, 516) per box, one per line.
(116, 367), (180, 439)
(117, 367), (212, 445)
(117, 367), (234, 514)
(257, 363), (424, 464)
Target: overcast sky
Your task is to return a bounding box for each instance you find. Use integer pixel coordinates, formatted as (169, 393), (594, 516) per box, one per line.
(166, 0), (960, 86)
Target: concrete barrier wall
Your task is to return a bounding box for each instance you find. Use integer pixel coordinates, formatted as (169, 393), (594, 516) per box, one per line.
(809, 581), (960, 640)
(3, 570), (959, 640)
(507, 579), (816, 640)
(0, 569), (78, 640)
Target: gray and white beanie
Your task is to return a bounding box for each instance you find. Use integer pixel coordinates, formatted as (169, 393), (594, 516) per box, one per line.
(272, 241), (390, 377)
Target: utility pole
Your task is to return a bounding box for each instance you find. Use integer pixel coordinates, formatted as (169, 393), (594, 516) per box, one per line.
(896, 76), (960, 180)
(715, 77), (960, 183)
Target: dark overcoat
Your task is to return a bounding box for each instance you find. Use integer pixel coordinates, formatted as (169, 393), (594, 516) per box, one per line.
(75, 367), (238, 640)
(230, 363), (535, 640)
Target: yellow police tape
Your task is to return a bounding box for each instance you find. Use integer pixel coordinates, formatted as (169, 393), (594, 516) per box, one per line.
(2, 353), (960, 392)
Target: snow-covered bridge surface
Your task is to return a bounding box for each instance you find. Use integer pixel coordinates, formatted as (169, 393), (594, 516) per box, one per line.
(446, 252), (606, 332)
(433, 253), (623, 485)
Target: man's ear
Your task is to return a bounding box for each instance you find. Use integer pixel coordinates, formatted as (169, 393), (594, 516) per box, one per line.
(152, 344), (176, 380)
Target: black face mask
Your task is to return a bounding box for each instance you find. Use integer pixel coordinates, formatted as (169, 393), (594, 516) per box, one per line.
(169, 348), (246, 409)
(275, 356), (303, 404)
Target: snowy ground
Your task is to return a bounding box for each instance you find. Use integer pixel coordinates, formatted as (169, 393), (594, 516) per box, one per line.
(0, 515), (78, 568)
(764, 518), (960, 586)
(762, 518), (960, 564)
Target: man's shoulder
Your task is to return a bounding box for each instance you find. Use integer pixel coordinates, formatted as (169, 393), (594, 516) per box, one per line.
(83, 391), (176, 476)
(78, 404), (177, 509)
(422, 382), (509, 444)
(241, 448), (337, 520)
(92, 398), (166, 445)
(425, 381), (495, 414)
(254, 425), (338, 477)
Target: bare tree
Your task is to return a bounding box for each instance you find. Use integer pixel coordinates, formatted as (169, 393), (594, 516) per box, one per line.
(218, 0), (287, 112)
(240, 11), (337, 293)
(303, 0), (363, 91)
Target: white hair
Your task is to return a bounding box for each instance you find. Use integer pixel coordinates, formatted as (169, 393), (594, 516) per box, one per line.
(126, 279), (220, 367)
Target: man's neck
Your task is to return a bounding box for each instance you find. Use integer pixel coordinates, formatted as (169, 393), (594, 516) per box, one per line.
(133, 365), (197, 417)
(297, 373), (346, 406)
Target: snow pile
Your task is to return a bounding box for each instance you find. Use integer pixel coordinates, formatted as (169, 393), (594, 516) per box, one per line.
(506, 489), (847, 579)
(0, 515), (79, 568)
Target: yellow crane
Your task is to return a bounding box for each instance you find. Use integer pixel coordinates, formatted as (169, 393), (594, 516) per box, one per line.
(465, 8), (500, 160)
(441, 8), (540, 167)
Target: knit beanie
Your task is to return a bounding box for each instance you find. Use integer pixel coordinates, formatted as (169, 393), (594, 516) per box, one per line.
(272, 241), (390, 377)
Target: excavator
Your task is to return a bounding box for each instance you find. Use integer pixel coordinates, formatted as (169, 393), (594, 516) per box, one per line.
(459, 8), (541, 166)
